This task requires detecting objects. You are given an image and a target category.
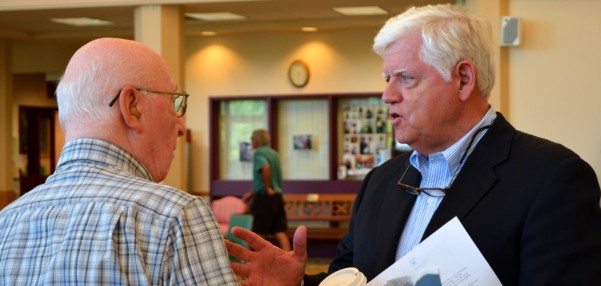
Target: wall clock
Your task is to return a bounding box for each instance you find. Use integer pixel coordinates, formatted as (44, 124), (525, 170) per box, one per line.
(288, 60), (310, 88)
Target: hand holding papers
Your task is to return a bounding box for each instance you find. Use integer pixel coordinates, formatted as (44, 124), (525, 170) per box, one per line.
(367, 217), (501, 286)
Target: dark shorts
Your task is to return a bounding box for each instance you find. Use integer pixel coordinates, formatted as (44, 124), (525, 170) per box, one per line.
(250, 193), (288, 236)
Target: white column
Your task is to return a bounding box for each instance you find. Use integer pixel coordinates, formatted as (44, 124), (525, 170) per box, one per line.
(134, 5), (187, 191)
(461, 0), (509, 116)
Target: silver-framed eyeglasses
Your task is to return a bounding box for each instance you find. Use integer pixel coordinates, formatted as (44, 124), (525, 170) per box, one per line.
(108, 87), (189, 117)
(397, 125), (492, 197)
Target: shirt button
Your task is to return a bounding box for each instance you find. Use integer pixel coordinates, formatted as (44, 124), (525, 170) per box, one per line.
(427, 197), (435, 204)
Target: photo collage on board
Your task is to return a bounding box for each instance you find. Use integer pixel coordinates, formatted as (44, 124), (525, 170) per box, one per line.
(341, 104), (388, 176)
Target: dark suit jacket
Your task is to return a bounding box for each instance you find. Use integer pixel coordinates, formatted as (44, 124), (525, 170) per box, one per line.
(305, 113), (601, 285)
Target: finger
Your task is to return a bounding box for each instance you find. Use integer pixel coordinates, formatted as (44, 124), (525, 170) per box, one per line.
(225, 239), (253, 262)
(292, 225), (308, 260)
(231, 226), (273, 251)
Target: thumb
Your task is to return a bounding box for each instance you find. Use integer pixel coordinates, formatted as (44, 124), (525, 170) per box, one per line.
(292, 225), (308, 260)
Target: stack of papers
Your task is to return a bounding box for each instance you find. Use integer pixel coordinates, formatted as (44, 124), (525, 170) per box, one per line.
(367, 217), (501, 286)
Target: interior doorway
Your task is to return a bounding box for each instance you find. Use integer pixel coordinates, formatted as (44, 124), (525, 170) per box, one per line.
(18, 106), (59, 195)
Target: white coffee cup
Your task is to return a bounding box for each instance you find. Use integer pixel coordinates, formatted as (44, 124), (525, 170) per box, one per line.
(319, 267), (367, 286)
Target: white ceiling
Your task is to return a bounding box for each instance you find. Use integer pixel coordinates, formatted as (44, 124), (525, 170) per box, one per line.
(0, 0), (452, 43)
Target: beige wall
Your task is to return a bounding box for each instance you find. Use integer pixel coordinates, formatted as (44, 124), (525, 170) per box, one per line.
(12, 43), (80, 79)
(185, 28), (384, 193)
(10, 0), (601, 195)
(507, 0), (601, 180)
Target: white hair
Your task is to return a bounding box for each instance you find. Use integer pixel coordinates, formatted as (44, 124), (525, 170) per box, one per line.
(373, 4), (495, 97)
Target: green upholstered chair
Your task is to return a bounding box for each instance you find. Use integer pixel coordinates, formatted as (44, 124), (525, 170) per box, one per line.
(227, 214), (254, 261)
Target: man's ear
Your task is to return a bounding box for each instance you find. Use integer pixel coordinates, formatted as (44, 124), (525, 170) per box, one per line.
(455, 60), (477, 101)
(118, 87), (144, 133)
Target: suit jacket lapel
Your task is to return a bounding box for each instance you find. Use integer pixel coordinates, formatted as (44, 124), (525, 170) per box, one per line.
(424, 114), (515, 238)
(374, 160), (419, 273)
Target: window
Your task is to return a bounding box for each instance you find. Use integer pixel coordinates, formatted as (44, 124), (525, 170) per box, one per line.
(218, 100), (267, 180)
(209, 93), (394, 198)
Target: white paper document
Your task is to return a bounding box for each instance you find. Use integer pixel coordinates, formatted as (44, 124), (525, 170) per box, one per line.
(367, 217), (502, 286)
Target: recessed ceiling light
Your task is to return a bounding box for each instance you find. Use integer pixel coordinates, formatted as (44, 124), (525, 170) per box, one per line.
(333, 6), (388, 16)
(185, 12), (246, 21)
(301, 27), (318, 32)
(50, 17), (113, 26)
(201, 31), (217, 36)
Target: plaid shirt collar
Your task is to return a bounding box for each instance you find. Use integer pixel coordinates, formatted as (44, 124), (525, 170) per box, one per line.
(55, 138), (154, 181)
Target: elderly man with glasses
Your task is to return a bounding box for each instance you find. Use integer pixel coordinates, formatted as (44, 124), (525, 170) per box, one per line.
(0, 38), (238, 285)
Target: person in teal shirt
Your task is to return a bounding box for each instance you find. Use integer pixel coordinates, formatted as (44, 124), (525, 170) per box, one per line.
(242, 129), (290, 251)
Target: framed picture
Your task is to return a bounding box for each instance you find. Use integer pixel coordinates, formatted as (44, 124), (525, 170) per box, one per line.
(239, 142), (253, 161)
(293, 134), (312, 150)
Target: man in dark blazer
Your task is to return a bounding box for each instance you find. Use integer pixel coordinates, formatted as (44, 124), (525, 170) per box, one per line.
(226, 4), (601, 286)
(318, 113), (601, 285)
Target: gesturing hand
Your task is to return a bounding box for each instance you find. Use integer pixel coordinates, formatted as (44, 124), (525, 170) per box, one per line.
(226, 226), (308, 286)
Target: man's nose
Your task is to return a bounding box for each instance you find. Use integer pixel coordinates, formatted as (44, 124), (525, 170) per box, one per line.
(382, 81), (402, 105)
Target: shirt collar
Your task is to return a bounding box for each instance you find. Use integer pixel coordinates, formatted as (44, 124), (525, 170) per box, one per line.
(55, 138), (154, 181)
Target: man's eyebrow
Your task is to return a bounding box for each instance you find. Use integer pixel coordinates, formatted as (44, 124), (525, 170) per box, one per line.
(382, 68), (408, 78)
(391, 68), (408, 76)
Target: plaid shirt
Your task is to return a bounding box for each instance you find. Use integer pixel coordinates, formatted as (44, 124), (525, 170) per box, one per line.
(0, 138), (238, 285)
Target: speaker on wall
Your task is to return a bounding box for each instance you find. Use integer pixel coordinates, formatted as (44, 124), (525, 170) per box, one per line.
(500, 16), (521, 47)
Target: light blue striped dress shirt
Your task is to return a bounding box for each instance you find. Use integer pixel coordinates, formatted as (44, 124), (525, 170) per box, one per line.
(395, 108), (497, 260)
(0, 138), (238, 285)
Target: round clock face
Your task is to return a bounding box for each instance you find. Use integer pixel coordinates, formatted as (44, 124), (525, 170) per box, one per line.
(288, 60), (310, 87)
